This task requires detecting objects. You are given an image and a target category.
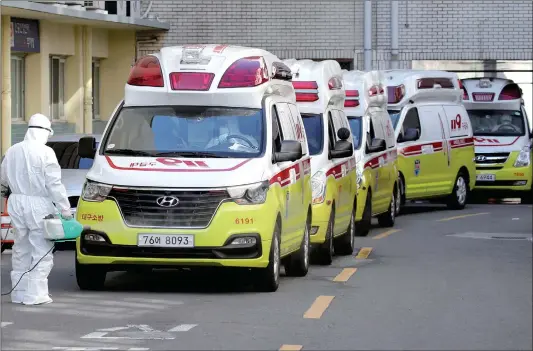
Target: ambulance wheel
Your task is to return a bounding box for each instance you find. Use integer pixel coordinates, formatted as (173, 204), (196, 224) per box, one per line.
(254, 218), (281, 292)
(355, 192), (372, 236)
(76, 260), (106, 291)
(316, 208), (335, 265)
(284, 213), (310, 277)
(378, 184), (397, 227)
(334, 202), (356, 255)
(447, 172), (468, 210)
(396, 178), (404, 215)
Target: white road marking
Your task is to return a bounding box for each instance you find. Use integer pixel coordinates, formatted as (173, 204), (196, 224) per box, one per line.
(99, 327), (130, 332)
(53, 348), (148, 351)
(1, 322), (13, 328)
(512, 218), (520, 220)
(80, 325), (176, 340)
(168, 324), (197, 332)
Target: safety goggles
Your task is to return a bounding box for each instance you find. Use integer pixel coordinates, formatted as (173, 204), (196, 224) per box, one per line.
(29, 126), (54, 136)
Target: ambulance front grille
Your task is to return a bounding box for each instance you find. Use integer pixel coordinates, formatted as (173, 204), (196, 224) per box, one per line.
(108, 188), (230, 228)
(474, 152), (510, 165)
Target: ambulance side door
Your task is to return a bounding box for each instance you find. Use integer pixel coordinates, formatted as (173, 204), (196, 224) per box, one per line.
(380, 111), (398, 198)
(331, 109), (352, 232)
(417, 105), (449, 196)
(370, 114), (389, 212)
(274, 102), (302, 251)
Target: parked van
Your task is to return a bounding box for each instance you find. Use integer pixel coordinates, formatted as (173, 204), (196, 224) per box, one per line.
(343, 70), (399, 236)
(386, 70), (476, 210)
(75, 45), (313, 292)
(461, 78), (532, 202)
(283, 59), (356, 264)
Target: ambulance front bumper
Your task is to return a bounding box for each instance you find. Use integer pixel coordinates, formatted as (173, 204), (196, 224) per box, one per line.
(310, 201), (332, 244)
(474, 166), (532, 192)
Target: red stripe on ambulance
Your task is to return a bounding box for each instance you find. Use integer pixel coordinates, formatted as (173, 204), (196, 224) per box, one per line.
(399, 142), (443, 157)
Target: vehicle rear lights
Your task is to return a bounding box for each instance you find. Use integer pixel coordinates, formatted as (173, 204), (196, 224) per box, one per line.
(344, 100), (360, 107)
(472, 92), (495, 102)
(368, 85), (385, 96)
(417, 77), (454, 89)
(127, 55), (164, 87)
(169, 72), (215, 91)
(387, 85), (405, 104)
(498, 83), (522, 100)
(218, 56), (269, 88)
(459, 80), (469, 100)
(328, 76), (343, 90)
(296, 93), (319, 102)
(229, 236), (257, 245)
(292, 81), (318, 90)
(344, 89), (360, 107)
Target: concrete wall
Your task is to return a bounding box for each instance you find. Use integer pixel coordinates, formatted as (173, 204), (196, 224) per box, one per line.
(138, 0), (532, 68)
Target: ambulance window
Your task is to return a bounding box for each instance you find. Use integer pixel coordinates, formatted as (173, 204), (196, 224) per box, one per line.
(301, 113), (323, 155)
(272, 105), (284, 153)
(402, 107), (421, 135)
(467, 109), (525, 136)
(347, 117), (363, 150)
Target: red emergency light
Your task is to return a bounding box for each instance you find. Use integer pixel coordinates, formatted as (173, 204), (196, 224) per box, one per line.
(417, 77), (454, 89)
(169, 72), (215, 91)
(498, 83), (522, 100)
(328, 76), (343, 90)
(218, 56), (270, 88)
(292, 81), (318, 90)
(344, 89), (360, 108)
(368, 85), (385, 96)
(387, 85), (405, 104)
(459, 80), (469, 100)
(292, 81), (319, 102)
(127, 55), (164, 87)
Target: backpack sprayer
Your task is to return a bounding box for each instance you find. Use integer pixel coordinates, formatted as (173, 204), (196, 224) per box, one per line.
(1, 210), (87, 296)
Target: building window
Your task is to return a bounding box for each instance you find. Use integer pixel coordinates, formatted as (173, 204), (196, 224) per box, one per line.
(10, 55), (25, 121)
(50, 56), (66, 120)
(92, 59), (101, 120)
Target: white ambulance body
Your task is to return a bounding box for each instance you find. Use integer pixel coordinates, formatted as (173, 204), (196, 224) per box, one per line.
(385, 70), (476, 210)
(461, 78), (532, 201)
(75, 45), (314, 292)
(282, 59), (356, 264)
(343, 70), (399, 235)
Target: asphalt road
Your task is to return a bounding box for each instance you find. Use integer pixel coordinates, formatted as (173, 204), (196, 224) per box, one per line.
(1, 202), (532, 350)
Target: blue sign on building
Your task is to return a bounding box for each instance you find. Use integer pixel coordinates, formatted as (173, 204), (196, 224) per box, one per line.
(10, 17), (40, 53)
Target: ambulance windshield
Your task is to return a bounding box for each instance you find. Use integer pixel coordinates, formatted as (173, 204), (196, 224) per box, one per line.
(301, 114), (324, 155)
(103, 106), (264, 158)
(468, 109), (525, 137)
(388, 110), (401, 129)
(347, 117), (363, 149)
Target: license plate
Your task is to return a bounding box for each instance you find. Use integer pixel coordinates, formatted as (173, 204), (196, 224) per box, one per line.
(137, 234), (194, 248)
(476, 174), (496, 181)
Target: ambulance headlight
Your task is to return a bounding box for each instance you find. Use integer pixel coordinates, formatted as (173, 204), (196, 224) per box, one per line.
(228, 181), (269, 205)
(82, 180), (112, 202)
(514, 145), (531, 168)
(312, 171), (327, 204)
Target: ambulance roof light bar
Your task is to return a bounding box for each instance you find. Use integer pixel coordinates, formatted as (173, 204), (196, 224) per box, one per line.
(328, 76), (343, 90)
(344, 89), (360, 108)
(387, 84), (405, 104)
(127, 55), (164, 87)
(292, 81), (319, 102)
(417, 77), (454, 89)
(368, 84), (385, 97)
(218, 56), (270, 88)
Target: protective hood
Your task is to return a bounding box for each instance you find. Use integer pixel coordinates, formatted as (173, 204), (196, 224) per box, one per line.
(24, 113), (53, 144)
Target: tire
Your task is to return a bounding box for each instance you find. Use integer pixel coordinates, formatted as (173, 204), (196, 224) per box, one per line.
(447, 172), (468, 210)
(316, 208), (335, 265)
(395, 178), (403, 216)
(284, 215), (310, 277)
(377, 184), (396, 227)
(355, 192), (372, 237)
(334, 203), (356, 256)
(76, 259), (107, 291)
(254, 219), (281, 292)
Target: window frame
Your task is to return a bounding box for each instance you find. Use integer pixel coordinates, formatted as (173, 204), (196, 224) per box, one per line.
(92, 59), (101, 120)
(10, 54), (25, 122)
(49, 55), (66, 121)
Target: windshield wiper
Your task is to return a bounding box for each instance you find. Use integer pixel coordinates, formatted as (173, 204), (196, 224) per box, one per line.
(155, 151), (230, 158)
(105, 149), (154, 156)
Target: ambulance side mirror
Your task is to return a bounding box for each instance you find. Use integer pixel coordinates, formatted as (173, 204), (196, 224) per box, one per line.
(367, 138), (386, 154)
(331, 140), (354, 158)
(275, 140), (303, 163)
(78, 137), (97, 159)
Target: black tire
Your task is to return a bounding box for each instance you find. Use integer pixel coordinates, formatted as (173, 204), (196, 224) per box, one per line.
(355, 192), (372, 237)
(76, 259), (107, 291)
(254, 219), (281, 292)
(334, 203), (356, 255)
(447, 172), (468, 210)
(396, 177), (403, 216)
(316, 208), (335, 265)
(284, 215), (310, 277)
(377, 184), (397, 227)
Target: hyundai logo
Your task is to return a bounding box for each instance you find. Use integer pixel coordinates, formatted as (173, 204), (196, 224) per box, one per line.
(475, 155), (487, 162)
(156, 196), (180, 207)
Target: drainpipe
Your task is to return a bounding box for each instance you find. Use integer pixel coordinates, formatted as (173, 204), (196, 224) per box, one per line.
(390, 0), (399, 69)
(363, 0), (372, 71)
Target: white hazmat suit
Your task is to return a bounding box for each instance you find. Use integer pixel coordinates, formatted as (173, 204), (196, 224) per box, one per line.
(0, 114), (72, 305)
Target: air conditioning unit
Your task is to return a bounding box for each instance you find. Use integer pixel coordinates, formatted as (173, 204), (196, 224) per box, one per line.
(84, 0), (106, 13)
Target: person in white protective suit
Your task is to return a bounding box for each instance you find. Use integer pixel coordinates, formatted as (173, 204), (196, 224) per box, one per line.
(0, 113), (72, 305)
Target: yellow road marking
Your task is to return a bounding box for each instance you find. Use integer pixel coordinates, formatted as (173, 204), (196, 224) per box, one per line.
(333, 268), (357, 282)
(372, 229), (401, 239)
(303, 295), (335, 319)
(355, 247), (373, 259)
(279, 345), (302, 351)
(437, 212), (489, 222)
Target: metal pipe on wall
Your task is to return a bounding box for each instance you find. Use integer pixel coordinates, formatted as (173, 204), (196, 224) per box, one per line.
(364, 0), (372, 71)
(390, 0), (399, 69)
